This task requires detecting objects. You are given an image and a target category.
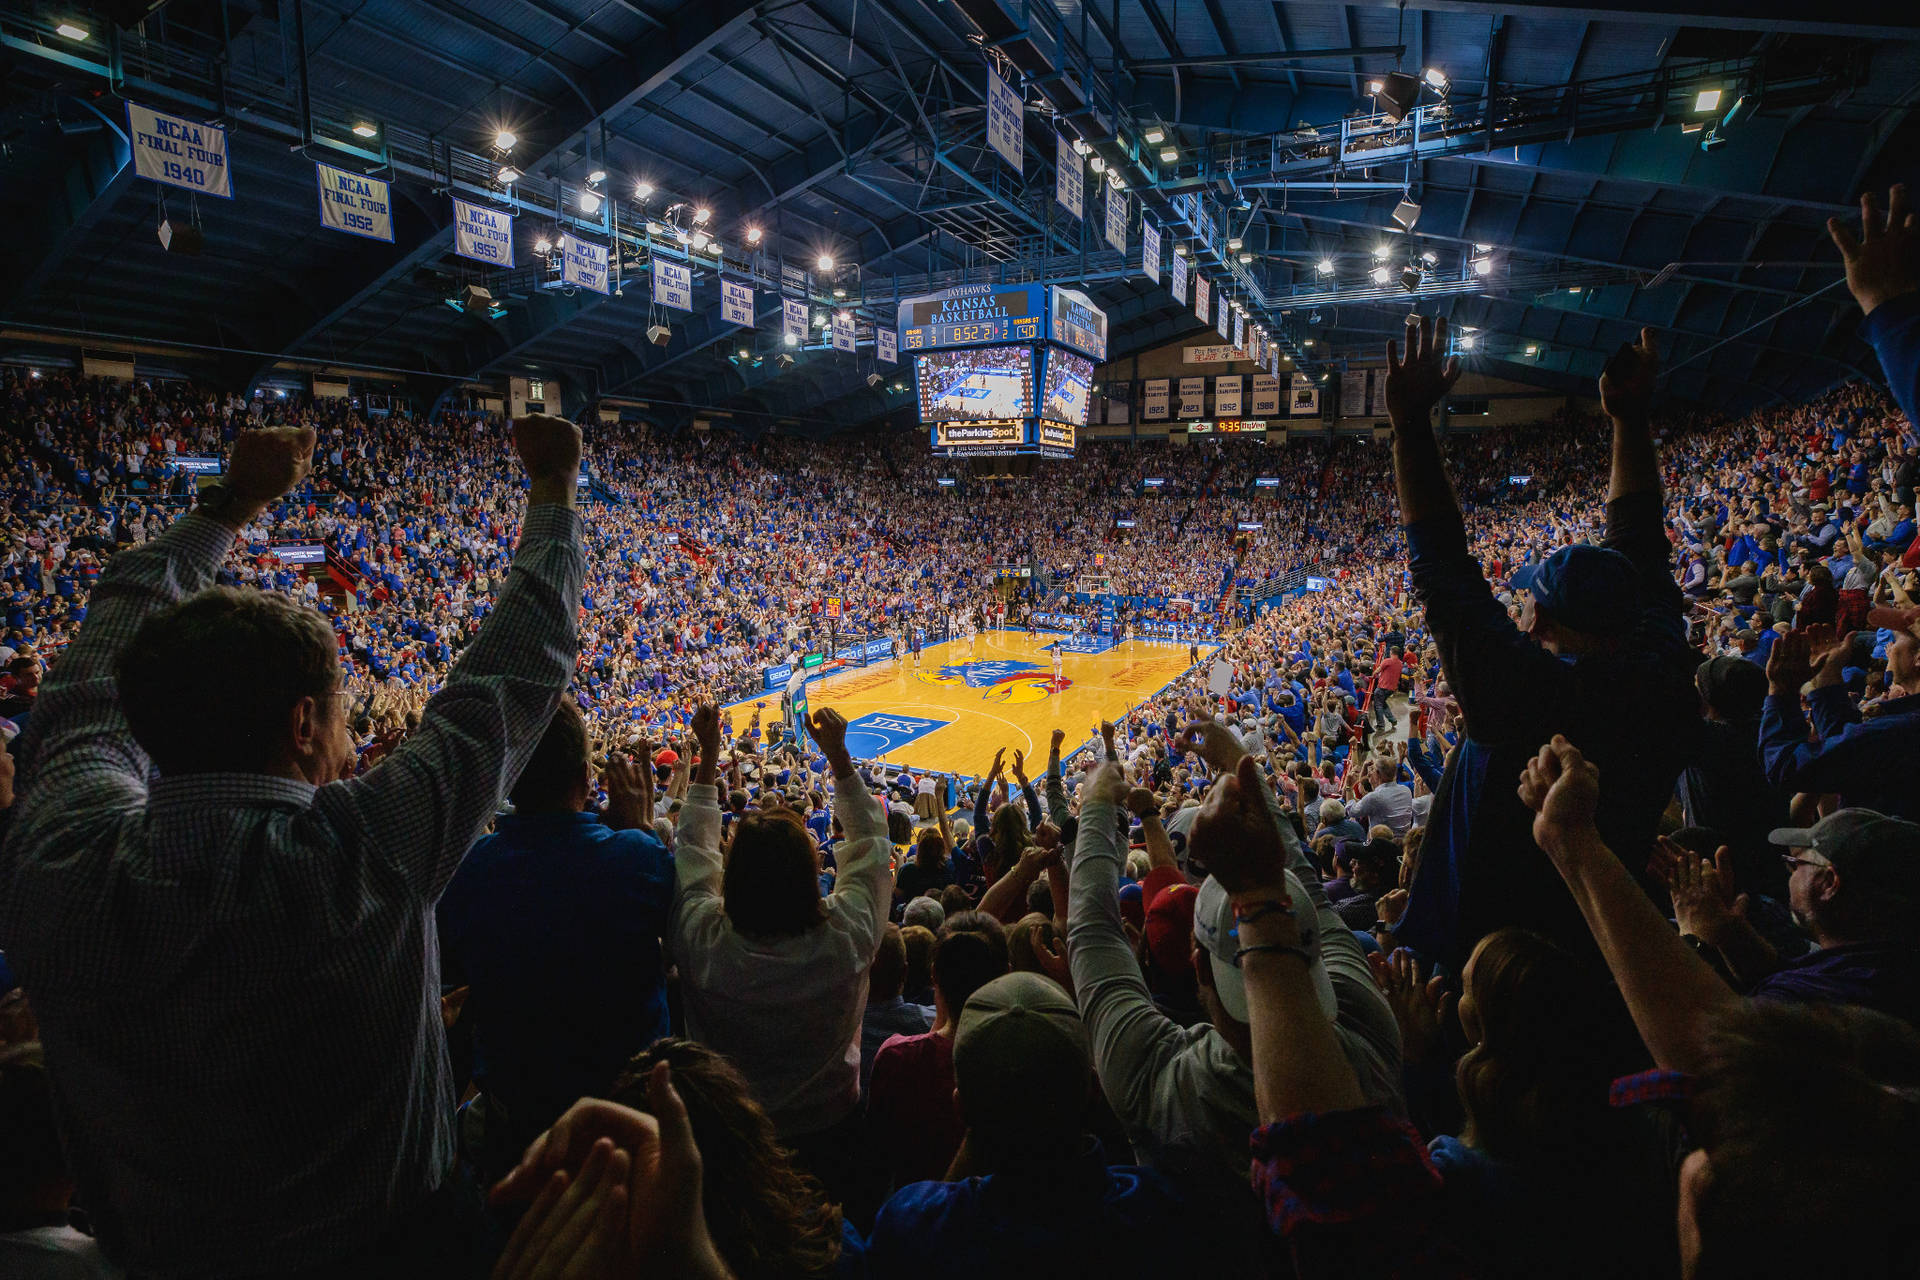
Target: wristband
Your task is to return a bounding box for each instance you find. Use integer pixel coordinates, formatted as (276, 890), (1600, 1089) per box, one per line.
(1232, 899), (1295, 925)
(1236, 942), (1313, 965)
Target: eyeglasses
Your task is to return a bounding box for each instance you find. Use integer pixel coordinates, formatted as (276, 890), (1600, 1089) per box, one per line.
(1780, 854), (1830, 873)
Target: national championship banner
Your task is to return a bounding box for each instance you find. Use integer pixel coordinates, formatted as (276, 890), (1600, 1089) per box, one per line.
(562, 237), (610, 294)
(783, 298), (809, 345)
(1104, 186), (1127, 252)
(1055, 133), (1082, 220)
(877, 327), (898, 364)
(1215, 375), (1244, 418)
(1367, 369), (1386, 418)
(1342, 368), (1369, 419)
(453, 197), (514, 267)
(1178, 376), (1206, 419)
(314, 162), (391, 241)
(1251, 374), (1281, 416)
(1141, 215), (1160, 282)
(987, 65), (1024, 173)
(1169, 251), (1188, 307)
(1143, 378), (1171, 420)
(1291, 373), (1321, 417)
(1194, 275), (1211, 326)
(1270, 351), (1281, 378)
(1216, 293), (1231, 341)
(721, 279), (754, 327)
(652, 259), (692, 311)
(832, 311), (855, 352)
(127, 102), (232, 198)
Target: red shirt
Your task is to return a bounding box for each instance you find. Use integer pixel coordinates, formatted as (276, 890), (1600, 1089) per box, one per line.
(867, 1030), (962, 1188)
(1374, 655), (1403, 691)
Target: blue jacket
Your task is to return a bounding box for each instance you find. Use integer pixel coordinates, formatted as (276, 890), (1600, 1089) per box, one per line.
(1864, 290), (1920, 433)
(437, 812), (674, 1126)
(1759, 688), (1920, 822)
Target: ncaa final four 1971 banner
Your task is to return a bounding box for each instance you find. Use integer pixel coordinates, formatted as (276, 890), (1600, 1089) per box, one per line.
(314, 162), (391, 241)
(127, 102), (232, 198)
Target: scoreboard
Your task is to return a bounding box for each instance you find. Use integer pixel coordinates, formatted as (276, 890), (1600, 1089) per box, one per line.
(899, 284), (1045, 351)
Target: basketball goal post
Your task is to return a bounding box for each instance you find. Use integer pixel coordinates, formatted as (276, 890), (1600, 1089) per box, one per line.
(1075, 575), (1116, 635)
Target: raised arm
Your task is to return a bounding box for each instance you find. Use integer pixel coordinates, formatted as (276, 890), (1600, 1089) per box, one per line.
(323, 416), (586, 900)
(1831, 185), (1920, 430)
(1600, 329), (1663, 506)
(813, 708), (892, 953)
(1385, 315), (1464, 529)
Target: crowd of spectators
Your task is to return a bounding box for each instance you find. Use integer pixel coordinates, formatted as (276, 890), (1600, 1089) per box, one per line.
(0, 184), (1916, 1280)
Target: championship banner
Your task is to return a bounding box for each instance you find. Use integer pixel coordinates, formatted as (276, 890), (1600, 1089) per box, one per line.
(127, 102), (232, 198)
(1215, 375), (1244, 418)
(652, 259), (692, 311)
(1194, 275), (1211, 325)
(1143, 378), (1171, 420)
(453, 197), (514, 267)
(562, 237), (609, 294)
(1251, 374), (1281, 416)
(314, 162), (390, 241)
(720, 279), (754, 327)
(1290, 373), (1321, 417)
(832, 311), (854, 352)
(1216, 293), (1230, 341)
(1055, 132), (1082, 219)
(1367, 369), (1386, 418)
(877, 327), (898, 364)
(1141, 215), (1160, 282)
(783, 298), (809, 345)
(1178, 376), (1206, 419)
(1233, 313), (1245, 351)
(987, 65), (1024, 173)
(1169, 251), (1188, 307)
(1342, 368), (1369, 419)
(1270, 351), (1281, 378)
(1104, 186), (1127, 252)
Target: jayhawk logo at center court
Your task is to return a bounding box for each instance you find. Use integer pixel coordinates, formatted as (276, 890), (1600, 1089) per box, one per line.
(917, 659), (1071, 704)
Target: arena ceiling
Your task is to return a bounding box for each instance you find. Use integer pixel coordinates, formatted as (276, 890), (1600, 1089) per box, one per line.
(2, 0), (1917, 431)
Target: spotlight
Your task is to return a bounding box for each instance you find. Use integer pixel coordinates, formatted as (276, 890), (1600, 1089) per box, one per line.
(1238, 253), (1253, 264)
(1700, 131), (1728, 153)
(1423, 67), (1450, 94)
(1474, 243), (1493, 252)
(814, 313), (828, 328)
(1367, 79), (1384, 94)
(586, 169), (606, 185)
(55, 20), (89, 38)
(1088, 156), (1106, 174)
(1143, 126), (1165, 144)
(783, 332), (799, 347)
(1391, 199), (1421, 230)
(693, 206), (711, 224)
(738, 348), (751, 360)
(635, 182), (654, 199)
(1159, 146), (1179, 163)
(1376, 71), (1421, 122)
(816, 254), (834, 271)
(1071, 138), (1091, 156)
(1316, 258), (1334, 275)
(534, 236), (553, 254)
(745, 227), (763, 245)
(777, 352), (796, 368)
(1525, 344), (1539, 356)
(1228, 237), (1243, 251)
(1303, 339), (1315, 347)
(351, 120), (379, 139)
(494, 129), (517, 151)
(496, 165), (521, 185)
(1399, 265), (1422, 292)
(1173, 244), (1188, 257)
(1694, 88), (1723, 113)
(690, 231), (709, 250)
(647, 323), (673, 346)
(1681, 121), (1705, 135)
(1459, 334), (1477, 350)
(1472, 255), (1494, 277)
(579, 191), (602, 214)
(867, 373), (884, 388)
(1568, 285), (1583, 293)
(1370, 265), (1392, 285)
(833, 288), (845, 298)
(1373, 243), (1391, 259)
(1419, 250), (1439, 265)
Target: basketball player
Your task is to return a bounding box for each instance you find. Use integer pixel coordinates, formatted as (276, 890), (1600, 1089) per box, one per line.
(910, 627), (922, 667)
(1052, 641), (1064, 686)
(1188, 639), (1201, 668)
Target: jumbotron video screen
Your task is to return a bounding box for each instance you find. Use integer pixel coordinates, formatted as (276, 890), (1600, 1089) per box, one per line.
(1040, 347), (1093, 428)
(915, 346), (1035, 423)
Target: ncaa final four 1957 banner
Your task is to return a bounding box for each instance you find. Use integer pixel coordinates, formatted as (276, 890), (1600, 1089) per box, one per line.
(127, 102), (232, 198)
(563, 237), (609, 294)
(314, 162), (391, 241)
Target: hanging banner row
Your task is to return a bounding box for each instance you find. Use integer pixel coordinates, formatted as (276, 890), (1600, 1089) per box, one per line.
(1138, 375), (1320, 421)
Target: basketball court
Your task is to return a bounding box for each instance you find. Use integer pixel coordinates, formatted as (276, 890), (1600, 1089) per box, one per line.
(937, 369), (1029, 420)
(727, 629), (1217, 776)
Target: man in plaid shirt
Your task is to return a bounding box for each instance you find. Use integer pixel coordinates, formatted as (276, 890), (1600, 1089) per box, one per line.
(0, 416), (586, 1277)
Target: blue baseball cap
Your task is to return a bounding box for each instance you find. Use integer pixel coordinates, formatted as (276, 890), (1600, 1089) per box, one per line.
(1509, 545), (1641, 637)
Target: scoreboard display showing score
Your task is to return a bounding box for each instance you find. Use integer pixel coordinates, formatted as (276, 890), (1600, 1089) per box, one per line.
(898, 284), (1045, 351)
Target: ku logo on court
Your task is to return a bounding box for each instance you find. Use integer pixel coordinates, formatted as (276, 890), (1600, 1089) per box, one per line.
(917, 660), (1071, 705)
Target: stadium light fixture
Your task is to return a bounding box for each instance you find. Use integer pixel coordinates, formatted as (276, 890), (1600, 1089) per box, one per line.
(1228, 237), (1243, 251)
(634, 181), (654, 200)
(1367, 79), (1384, 94)
(745, 227), (763, 245)
(1391, 199), (1421, 230)
(1700, 131), (1728, 153)
(1375, 72), (1421, 123)
(496, 165), (521, 185)
(1423, 67), (1450, 94)
(534, 236), (553, 254)
(777, 352), (796, 368)
(55, 20), (89, 38)
(1399, 264), (1422, 292)
(578, 190), (602, 215)
(1370, 265), (1392, 285)
(1173, 243), (1188, 257)
(816, 254), (834, 271)
(1071, 138), (1091, 156)
(1474, 243), (1492, 252)
(1694, 88), (1723, 113)
(1471, 255), (1494, 277)
(1458, 334), (1477, 350)
(1681, 121), (1705, 134)
(1316, 258), (1334, 275)
(1419, 250), (1439, 265)
(586, 170), (606, 185)
(783, 332), (799, 347)
(1238, 253), (1253, 264)
(351, 120), (379, 139)
(1373, 244), (1391, 259)
(690, 231), (710, 250)
(1088, 156), (1107, 174)
(693, 207), (711, 224)
(1525, 344), (1539, 356)
(494, 129), (517, 151)
(1143, 126), (1165, 144)
(833, 288), (846, 298)
(1159, 146), (1179, 163)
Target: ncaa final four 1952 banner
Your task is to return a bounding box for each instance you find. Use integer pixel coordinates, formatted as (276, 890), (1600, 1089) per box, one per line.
(127, 102), (232, 198)
(314, 162), (391, 241)
(563, 237), (609, 294)
(453, 198), (514, 267)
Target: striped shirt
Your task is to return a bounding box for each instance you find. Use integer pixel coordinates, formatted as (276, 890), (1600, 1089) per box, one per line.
(1, 504), (584, 1278)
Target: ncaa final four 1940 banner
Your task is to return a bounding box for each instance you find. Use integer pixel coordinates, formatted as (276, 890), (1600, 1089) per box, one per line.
(314, 162), (391, 241)
(127, 102), (232, 198)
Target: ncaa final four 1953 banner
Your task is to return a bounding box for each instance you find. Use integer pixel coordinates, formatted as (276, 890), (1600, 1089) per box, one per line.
(314, 162), (391, 241)
(127, 102), (232, 198)
(453, 198), (514, 267)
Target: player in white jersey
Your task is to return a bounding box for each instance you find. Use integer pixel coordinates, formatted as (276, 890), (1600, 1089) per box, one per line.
(1052, 642), (1064, 685)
